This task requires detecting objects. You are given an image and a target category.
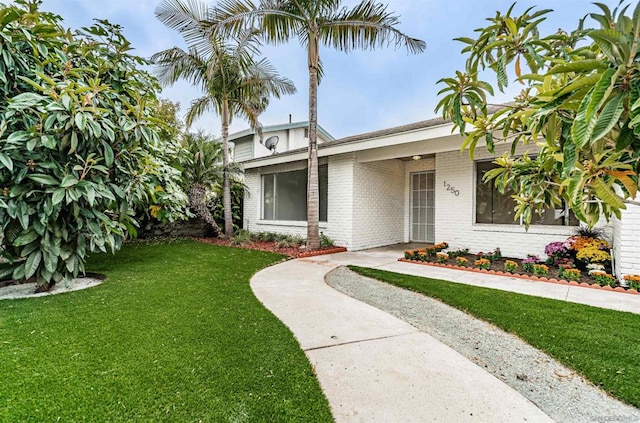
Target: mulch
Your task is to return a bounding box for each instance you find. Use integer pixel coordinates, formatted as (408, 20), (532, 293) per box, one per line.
(193, 237), (347, 258)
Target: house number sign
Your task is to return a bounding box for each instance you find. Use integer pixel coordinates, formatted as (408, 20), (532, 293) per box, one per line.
(443, 181), (460, 196)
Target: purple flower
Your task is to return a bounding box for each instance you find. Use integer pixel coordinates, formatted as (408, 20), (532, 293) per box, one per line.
(522, 255), (541, 264)
(545, 242), (567, 257)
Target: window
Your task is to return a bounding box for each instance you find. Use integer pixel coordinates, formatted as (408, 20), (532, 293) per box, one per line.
(475, 161), (577, 226)
(262, 165), (328, 221)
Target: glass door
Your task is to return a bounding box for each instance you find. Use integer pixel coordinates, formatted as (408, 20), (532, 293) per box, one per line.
(411, 172), (435, 243)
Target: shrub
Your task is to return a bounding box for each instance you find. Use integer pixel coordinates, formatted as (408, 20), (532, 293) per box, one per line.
(576, 247), (611, 264)
(573, 225), (606, 239)
(532, 264), (549, 277)
(504, 260), (518, 273)
(560, 268), (581, 282)
(522, 255), (541, 273)
(623, 275), (640, 290)
(591, 272), (617, 287)
(544, 241), (570, 265)
(586, 263), (606, 275)
(474, 258), (491, 270)
(456, 257), (468, 267)
(320, 232), (334, 248)
(404, 242), (449, 261)
(447, 248), (469, 258)
(436, 252), (449, 263)
(230, 229), (252, 246)
(476, 248), (501, 262)
(0, 3), (182, 290)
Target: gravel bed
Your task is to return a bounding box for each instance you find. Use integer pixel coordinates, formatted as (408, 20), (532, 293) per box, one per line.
(0, 277), (103, 300)
(326, 266), (640, 423)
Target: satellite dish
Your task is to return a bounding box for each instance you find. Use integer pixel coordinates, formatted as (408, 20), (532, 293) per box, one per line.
(264, 136), (279, 154)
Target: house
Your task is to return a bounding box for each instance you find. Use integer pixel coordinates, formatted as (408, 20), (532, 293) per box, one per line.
(231, 117), (640, 280)
(229, 120), (334, 162)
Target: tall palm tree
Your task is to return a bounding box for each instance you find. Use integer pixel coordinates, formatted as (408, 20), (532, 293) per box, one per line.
(211, 0), (426, 249)
(153, 0), (296, 237)
(179, 131), (225, 236)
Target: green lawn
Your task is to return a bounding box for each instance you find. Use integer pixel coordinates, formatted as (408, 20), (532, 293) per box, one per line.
(349, 265), (640, 409)
(0, 240), (332, 422)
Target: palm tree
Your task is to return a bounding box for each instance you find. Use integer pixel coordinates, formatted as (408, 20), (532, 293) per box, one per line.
(211, 0), (426, 249)
(179, 131), (225, 236)
(153, 0), (296, 237)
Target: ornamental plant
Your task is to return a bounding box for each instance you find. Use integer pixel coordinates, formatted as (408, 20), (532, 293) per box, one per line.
(0, 2), (186, 291)
(456, 257), (469, 267)
(447, 248), (469, 258)
(522, 255), (541, 273)
(474, 258), (491, 270)
(586, 263), (606, 275)
(623, 275), (640, 290)
(576, 247), (612, 265)
(532, 264), (549, 277)
(503, 260), (518, 273)
(436, 252), (449, 263)
(591, 272), (617, 287)
(560, 268), (581, 282)
(544, 241), (570, 266)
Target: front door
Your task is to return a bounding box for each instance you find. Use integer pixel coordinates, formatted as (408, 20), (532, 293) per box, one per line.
(411, 172), (435, 243)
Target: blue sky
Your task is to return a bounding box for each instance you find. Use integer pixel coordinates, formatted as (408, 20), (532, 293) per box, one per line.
(39, 0), (618, 139)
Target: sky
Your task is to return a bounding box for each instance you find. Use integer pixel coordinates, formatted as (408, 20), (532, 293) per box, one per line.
(36, 0), (620, 140)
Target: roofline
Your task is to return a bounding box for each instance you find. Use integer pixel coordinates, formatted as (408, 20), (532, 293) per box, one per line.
(229, 121), (335, 142)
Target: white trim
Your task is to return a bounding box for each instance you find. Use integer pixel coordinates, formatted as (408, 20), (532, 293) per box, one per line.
(256, 220), (328, 229)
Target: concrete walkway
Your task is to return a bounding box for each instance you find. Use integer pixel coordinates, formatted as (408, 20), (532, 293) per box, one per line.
(251, 259), (554, 422)
(306, 246), (640, 315)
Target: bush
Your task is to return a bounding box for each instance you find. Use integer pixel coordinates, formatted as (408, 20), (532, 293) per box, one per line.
(0, 2), (180, 290)
(522, 255), (541, 273)
(436, 252), (449, 263)
(230, 229), (252, 246)
(447, 248), (469, 258)
(504, 260), (518, 273)
(560, 268), (581, 282)
(544, 241), (570, 266)
(474, 258), (490, 270)
(591, 272), (617, 287)
(532, 264), (549, 277)
(320, 232), (334, 248)
(456, 257), (468, 267)
(623, 275), (640, 290)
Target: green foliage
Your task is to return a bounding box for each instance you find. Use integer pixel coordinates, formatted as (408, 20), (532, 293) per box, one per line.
(437, 1), (640, 228)
(319, 232), (335, 248)
(0, 1), (181, 288)
(591, 271), (617, 287)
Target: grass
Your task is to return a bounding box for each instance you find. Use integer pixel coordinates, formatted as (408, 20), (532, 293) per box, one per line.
(0, 240), (332, 422)
(349, 265), (640, 409)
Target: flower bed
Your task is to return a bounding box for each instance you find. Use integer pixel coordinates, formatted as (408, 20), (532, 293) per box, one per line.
(401, 232), (640, 295)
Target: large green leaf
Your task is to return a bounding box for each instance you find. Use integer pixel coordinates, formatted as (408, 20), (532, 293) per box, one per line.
(591, 93), (625, 143)
(592, 177), (625, 210)
(13, 230), (38, 246)
(8, 92), (45, 109)
(547, 60), (609, 74)
(0, 153), (13, 171)
(24, 251), (42, 279)
(27, 174), (58, 186)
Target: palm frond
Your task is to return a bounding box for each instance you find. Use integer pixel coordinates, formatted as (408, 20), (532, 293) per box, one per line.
(151, 46), (208, 87)
(319, 0), (426, 54)
(185, 95), (220, 128)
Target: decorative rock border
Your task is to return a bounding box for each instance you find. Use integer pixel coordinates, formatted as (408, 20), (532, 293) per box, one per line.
(398, 258), (640, 296)
(298, 247), (347, 258)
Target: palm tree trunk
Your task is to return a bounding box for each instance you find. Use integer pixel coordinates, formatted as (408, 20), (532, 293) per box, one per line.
(306, 28), (320, 250)
(221, 100), (234, 237)
(188, 183), (221, 237)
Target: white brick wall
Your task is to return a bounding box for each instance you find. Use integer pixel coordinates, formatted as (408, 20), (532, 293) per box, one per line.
(612, 198), (640, 279)
(352, 159), (405, 250)
(326, 154), (356, 247)
(434, 149), (576, 259)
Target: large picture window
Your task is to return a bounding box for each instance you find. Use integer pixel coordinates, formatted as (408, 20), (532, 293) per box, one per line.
(262, 165), (328, 222)
(475, 161), (577, 226)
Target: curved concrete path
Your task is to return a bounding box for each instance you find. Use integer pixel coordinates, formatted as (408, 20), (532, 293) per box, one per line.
(251, 259), (554, 422)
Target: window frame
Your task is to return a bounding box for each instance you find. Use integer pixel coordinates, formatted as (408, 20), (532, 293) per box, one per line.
(474, 160), (577, 227)
(261, 165), (328, 222)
